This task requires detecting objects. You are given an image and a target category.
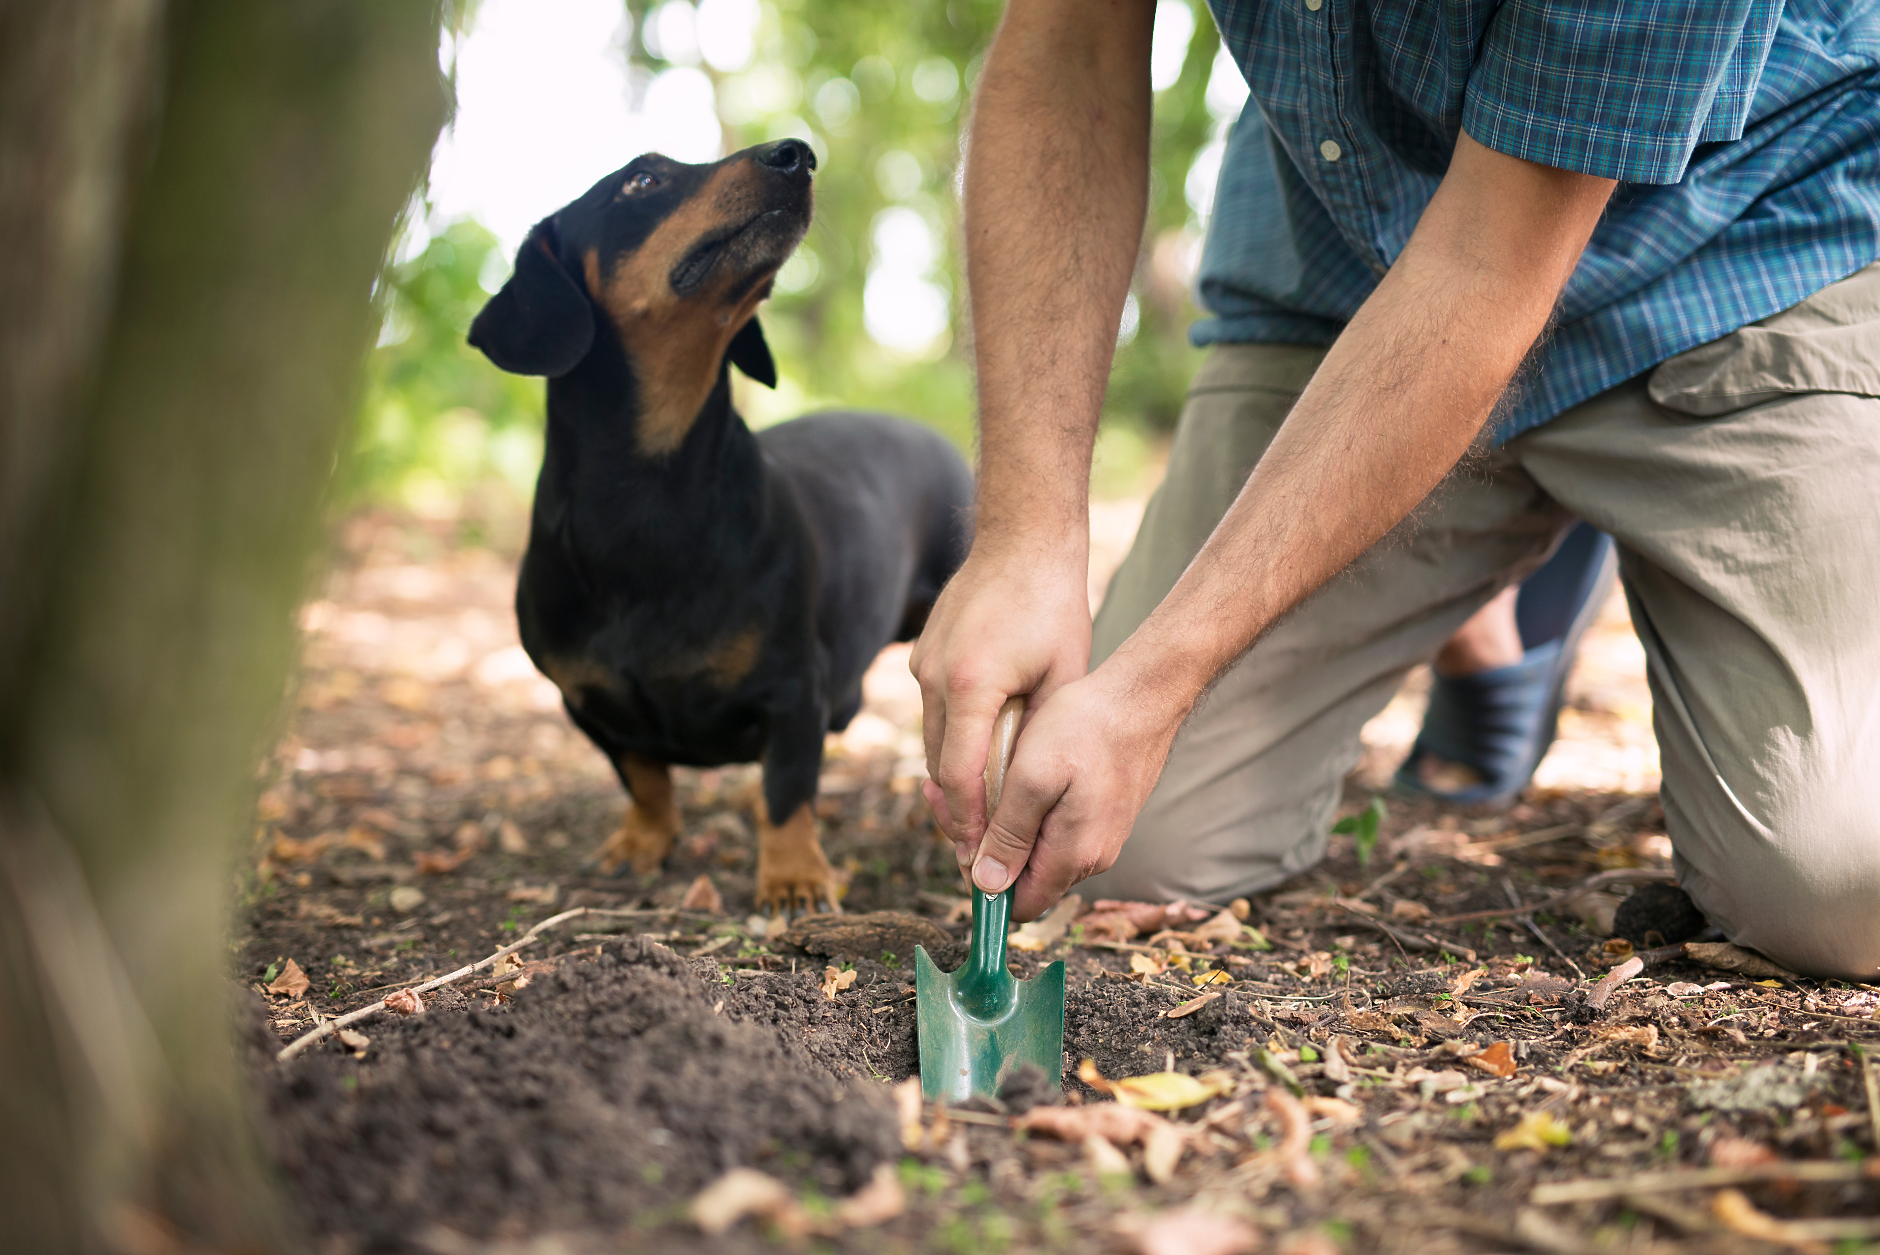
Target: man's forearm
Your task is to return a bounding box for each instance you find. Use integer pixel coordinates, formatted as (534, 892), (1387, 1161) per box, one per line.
(964, 0), (1154, 556)
(1106, 134), (1615, 719)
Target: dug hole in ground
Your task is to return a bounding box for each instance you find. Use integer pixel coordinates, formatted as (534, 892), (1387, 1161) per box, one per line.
(246, 494), (1880, 1255)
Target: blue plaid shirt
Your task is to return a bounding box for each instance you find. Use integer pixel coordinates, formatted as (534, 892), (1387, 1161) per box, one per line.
(1193, 0), (1880, 442)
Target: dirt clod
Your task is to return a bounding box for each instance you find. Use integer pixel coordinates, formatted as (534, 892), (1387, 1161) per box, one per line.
(259, 941), (897, 1246)
(777, 910), (952, 964)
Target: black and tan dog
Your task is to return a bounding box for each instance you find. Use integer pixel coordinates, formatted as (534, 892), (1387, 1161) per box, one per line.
(468, 139), (972, 915)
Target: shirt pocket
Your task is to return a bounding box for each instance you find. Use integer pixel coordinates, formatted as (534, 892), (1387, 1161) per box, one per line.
(1648, 262), (1880, 418)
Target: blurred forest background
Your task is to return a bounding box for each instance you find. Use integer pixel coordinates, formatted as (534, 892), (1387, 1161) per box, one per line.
(351, 0), (1248, 517)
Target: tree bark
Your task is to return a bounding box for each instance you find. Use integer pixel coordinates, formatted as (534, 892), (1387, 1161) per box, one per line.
(0, 2), (448, 1250)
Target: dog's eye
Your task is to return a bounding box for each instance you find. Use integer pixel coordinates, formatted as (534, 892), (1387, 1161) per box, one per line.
(623, 171), (659, 195)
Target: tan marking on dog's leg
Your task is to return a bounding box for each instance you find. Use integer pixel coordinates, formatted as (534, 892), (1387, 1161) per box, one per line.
(591, 753), (681, 876)
(755, 801), (840, 916)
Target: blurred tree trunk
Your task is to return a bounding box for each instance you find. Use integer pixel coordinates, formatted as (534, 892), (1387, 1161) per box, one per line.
(0, 2), (447, 1250)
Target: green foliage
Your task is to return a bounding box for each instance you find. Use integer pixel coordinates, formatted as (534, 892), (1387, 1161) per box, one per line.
(350, 1), (1227, 506)
(1332, 795), (1388, 866)
(348, 218), (545, 508)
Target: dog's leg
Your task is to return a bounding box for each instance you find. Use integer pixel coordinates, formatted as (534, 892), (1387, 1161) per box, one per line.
(591, 752), (681, 876)
(754, 703), (840, 917)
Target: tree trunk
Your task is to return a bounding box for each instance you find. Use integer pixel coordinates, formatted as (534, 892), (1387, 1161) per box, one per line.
(0, 2), (448, 1250)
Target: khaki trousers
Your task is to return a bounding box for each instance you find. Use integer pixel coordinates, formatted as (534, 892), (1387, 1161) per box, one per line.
(1084, 265), (1880, 980)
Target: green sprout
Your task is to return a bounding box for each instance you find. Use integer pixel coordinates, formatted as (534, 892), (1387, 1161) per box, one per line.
(1332, 796), (1388, 866)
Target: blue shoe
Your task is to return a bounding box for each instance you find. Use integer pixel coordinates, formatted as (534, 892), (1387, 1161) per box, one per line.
(1395, 523), (1617, 807)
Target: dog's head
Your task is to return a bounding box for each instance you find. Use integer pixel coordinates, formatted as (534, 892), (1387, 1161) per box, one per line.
(469, 138), (814, 453)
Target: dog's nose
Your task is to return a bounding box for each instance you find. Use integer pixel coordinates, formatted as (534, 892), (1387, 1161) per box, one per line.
(756, 139), (816, 175)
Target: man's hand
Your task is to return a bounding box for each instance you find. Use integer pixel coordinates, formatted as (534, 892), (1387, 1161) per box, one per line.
(963, 132), (1616, 916)
(965, 663), (1185, 915)
(910, 0), (1154, 871)
(908, 544), (1089, 868)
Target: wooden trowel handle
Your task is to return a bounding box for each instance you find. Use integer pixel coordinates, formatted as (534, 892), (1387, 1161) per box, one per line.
(984, 696), (1024, 816)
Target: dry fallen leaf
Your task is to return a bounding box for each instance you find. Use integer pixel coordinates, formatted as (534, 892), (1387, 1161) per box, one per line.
(270, 832), (334, 864)
(1188, 908), (1245, 945)
(1712, 1188), (1828, 1253)
(681, 874), (724, 914)
(1493, 1110), (1573, 1152)
(1078, 1059), (1231, 1111)
(414, 846), (474, 875)
(1302, 1096), (1361, 1125)
(336, 1028), (369, 1055)
(1586, 955), (1645, 1011)
(690, 1167), (795, 1236)
(268, 958), (310, 998)
(833, 1163), (905, 1227)
(380, 675), (432, 712)
(1167, 992), (1222, 1019)
(1192, 968), (1232, 987)
(382, 989), (423, 1016)
(1134, 1208), (1259, 1255)
(1021, 1100), (1174, 1148)
(821, 965), (857, 1001)
(1265, 1088), (1320, 1189)
(1389, 899), (1432, 924)
(893, 1077), (922, 1151)
(1594, 1022), (1659, 1052)
(1130, 952), (1165, 977)
(1405, 1067), (1470, 1094)
(1321, 1035), (1351, 1083)
(1465, 1041), (1517, 1079)
(1142, 1121), (1185, 1184)
(492, 953), (530, 994)
(388, 885), (425, 913)
(497, 819), (529, 855)
(1708, 1136), (1777, 1169)
(1080, 912), (1143, 943)
(1685, 941), (1798, 981)
(1009, 893), (1083, 952)
(1089, 899), (1210, 937)
(1084, 1134), (1134, 1178)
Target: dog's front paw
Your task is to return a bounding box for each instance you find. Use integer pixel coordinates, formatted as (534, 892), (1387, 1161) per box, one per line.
(755, 802), (842, 917)
(591, 803), (680, 877)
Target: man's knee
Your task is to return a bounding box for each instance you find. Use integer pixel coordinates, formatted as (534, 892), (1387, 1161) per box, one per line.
(1687, 788), (1880, 981)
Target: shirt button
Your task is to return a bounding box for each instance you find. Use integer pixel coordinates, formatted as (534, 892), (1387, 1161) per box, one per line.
(1305, 0), (1322, 9)
(1319, 139), (1342, 162)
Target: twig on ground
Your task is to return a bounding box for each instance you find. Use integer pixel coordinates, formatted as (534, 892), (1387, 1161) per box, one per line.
(1530, 1159), (1880, 1204)
(1585, 956), (1645, 1012)
(1429, 867), (1675, 926)
(1335, 900), (1475, 960)
(1501, 877), (1586, 979)
(277, 906), (590, 1061)
(1861, 1044), (1880, 1155)
(1473, 823), (1582, 854)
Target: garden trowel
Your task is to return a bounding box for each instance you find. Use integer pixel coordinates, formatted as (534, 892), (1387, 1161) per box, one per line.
(915, 697), (1066, 1103)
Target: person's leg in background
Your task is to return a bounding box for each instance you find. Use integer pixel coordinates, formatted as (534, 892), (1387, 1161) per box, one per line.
(1397, 522), (1617, 803)
(1080, 341), (1573, 903)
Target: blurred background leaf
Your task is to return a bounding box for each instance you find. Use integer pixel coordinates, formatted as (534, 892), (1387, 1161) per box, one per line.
(345, 0), (1248, 513)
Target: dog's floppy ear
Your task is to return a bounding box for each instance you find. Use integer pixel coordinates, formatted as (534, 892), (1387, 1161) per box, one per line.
(468, 218), (594, 377)
(726, 315), (776, 388)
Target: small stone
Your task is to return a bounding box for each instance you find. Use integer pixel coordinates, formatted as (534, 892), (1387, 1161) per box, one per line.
(389, 885), (425, 913)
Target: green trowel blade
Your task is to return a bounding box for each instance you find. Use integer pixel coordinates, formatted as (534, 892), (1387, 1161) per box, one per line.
(915, 885), (1066, 1105)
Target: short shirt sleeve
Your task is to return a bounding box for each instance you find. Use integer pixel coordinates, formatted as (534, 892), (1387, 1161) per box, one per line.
(1461, 0), (1782, 185)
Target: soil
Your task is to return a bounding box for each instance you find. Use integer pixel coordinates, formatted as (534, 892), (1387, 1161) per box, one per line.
(241, 510), (1880, 1255)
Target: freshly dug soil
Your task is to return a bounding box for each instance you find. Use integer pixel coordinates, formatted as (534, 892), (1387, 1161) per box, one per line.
(259, 942), (898, 1251)
(244, 514), (1880, 1254)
